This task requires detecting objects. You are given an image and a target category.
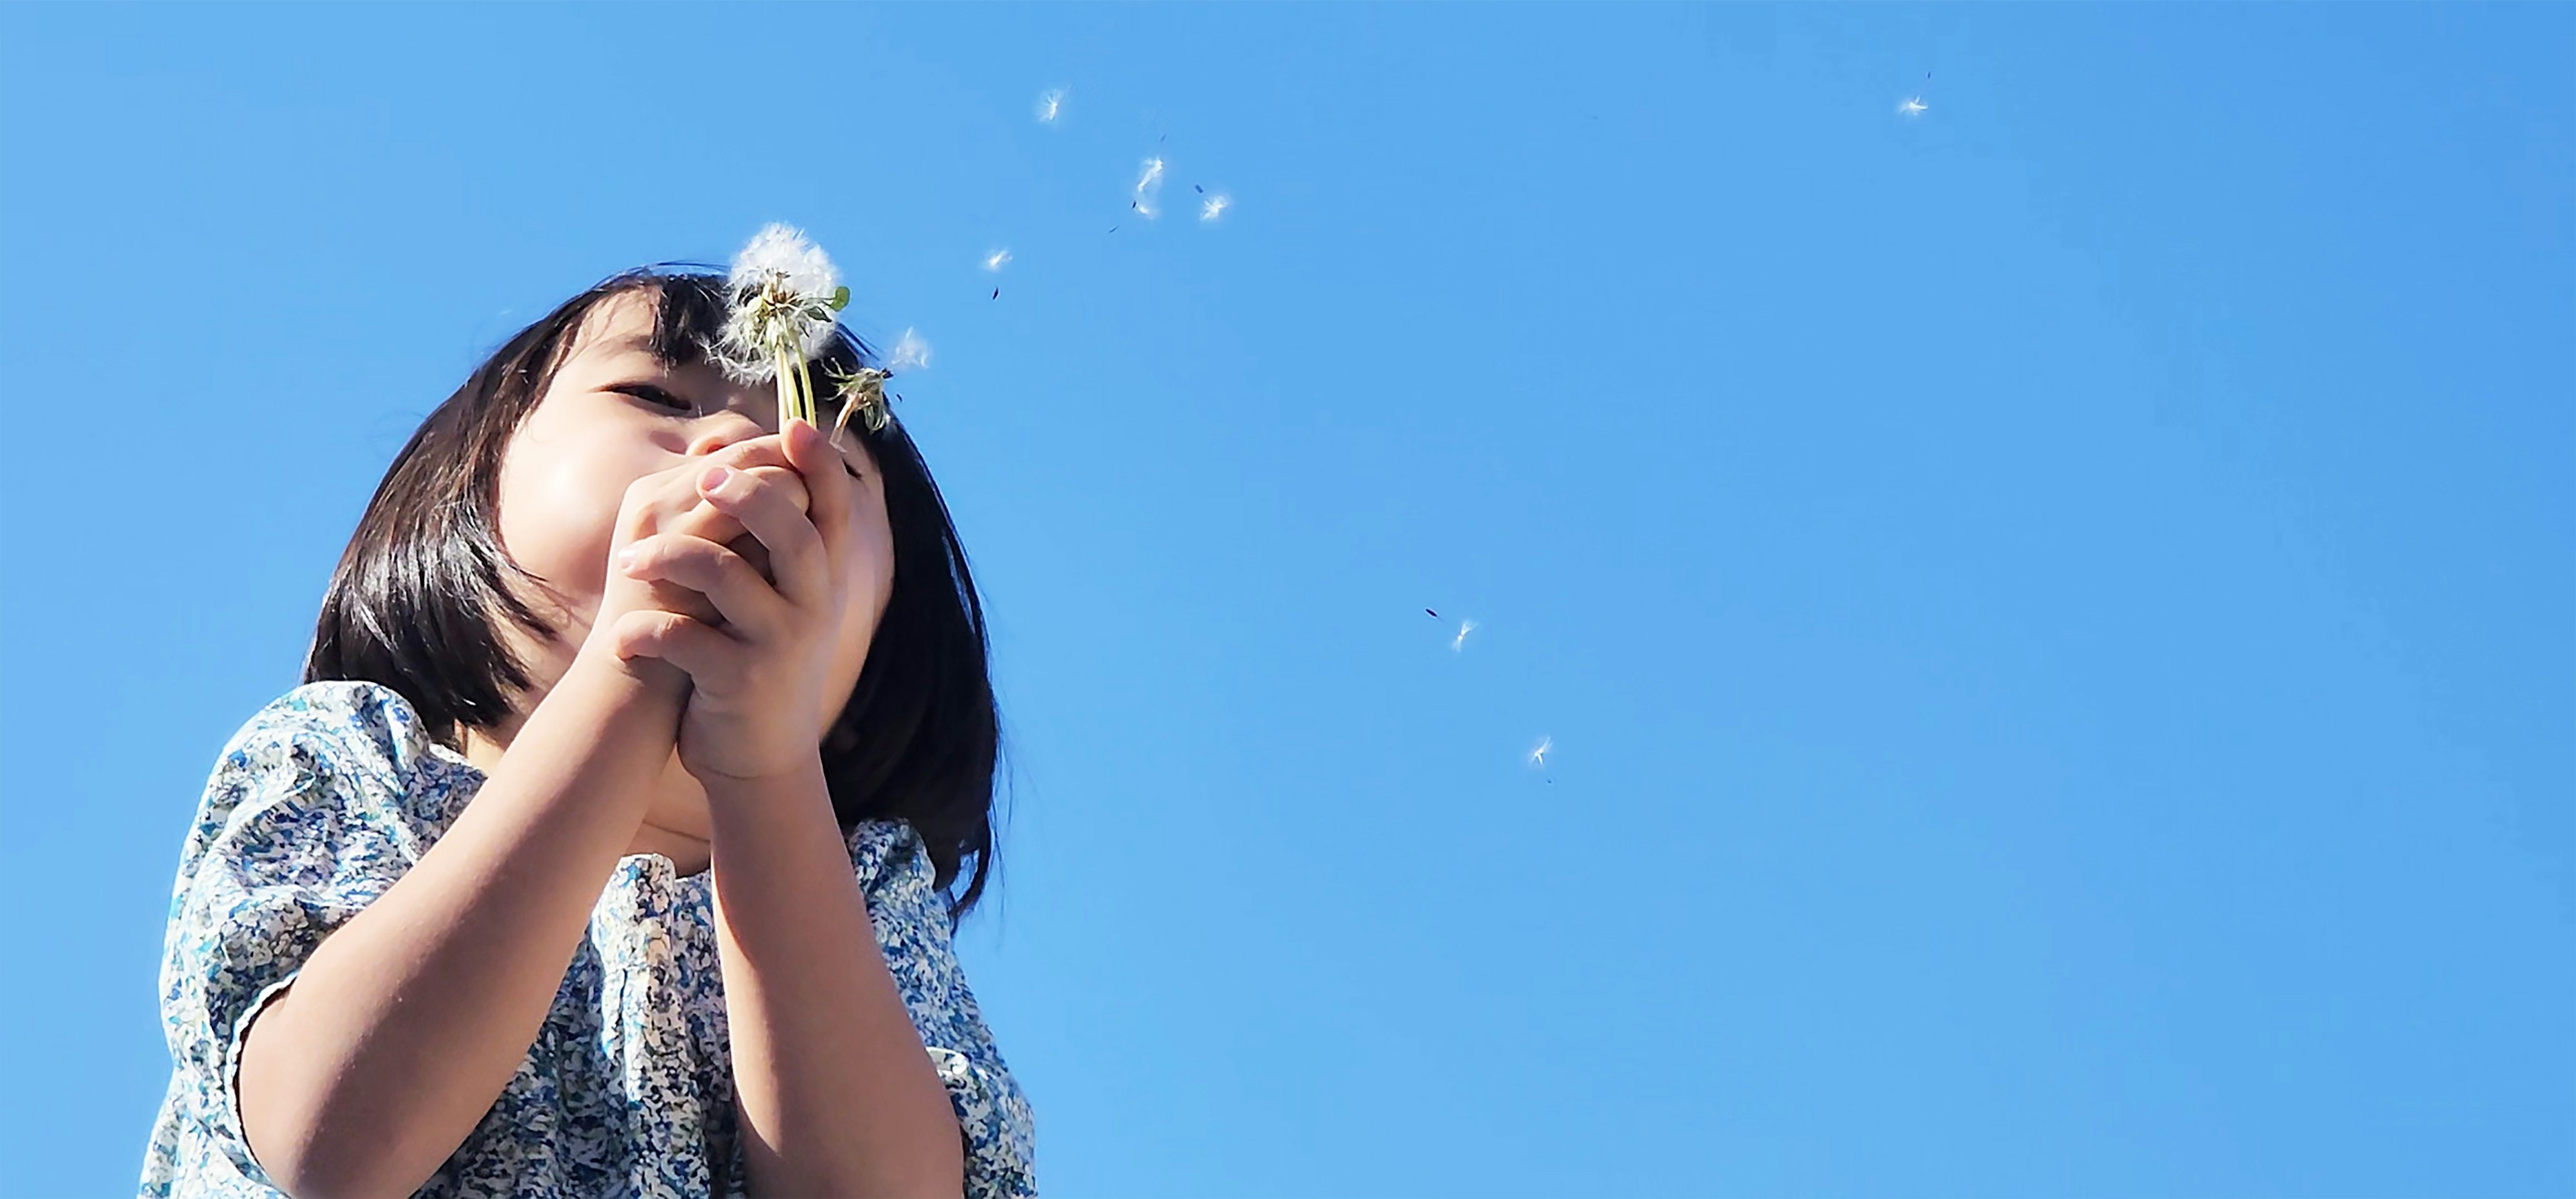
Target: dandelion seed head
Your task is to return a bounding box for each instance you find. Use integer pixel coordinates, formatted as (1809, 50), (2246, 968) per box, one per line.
(887, 327), (932, 372)
(1528, 736), (1553, 768)
(1037, 89), (1066, 123)
(1451, 619), (1478, 652)
(713, 223), (845, 384)
(1898, 96), (1929, 116)
(1199, 193), (1231, 222)
(983, 249), (1012, 272)
(729, 223), (839, 300)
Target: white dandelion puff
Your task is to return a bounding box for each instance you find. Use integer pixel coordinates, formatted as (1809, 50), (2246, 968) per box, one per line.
(1528, 736), (1554, 770)
(712, 223), (849, 426)
(1037, 89), (1066, 123)
(886, 327), (932, 372)
(1199, 192), (1231, 222)
(1450, 618), (1478, 652)
(983, 248), (1012, 272)
(729, 223), (840, 310)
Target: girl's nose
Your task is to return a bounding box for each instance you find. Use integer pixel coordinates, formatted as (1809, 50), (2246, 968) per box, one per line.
(683, 410), (771, 459)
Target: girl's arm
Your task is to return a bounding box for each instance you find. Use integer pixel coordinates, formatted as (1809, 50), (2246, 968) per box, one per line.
(234, 648), (686, 1197)
(708, 762), (966, 1198)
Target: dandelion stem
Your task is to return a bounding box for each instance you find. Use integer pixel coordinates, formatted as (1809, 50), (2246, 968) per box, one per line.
(793, 355), (816, 427)
(773, 344), (797, 430)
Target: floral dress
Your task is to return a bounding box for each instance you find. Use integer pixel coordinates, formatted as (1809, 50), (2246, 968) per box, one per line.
(139, 681), (1036, 1198)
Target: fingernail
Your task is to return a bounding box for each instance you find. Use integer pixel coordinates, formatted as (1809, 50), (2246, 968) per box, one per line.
(700, 465), (734, 494)
(614, 546), (637, 572)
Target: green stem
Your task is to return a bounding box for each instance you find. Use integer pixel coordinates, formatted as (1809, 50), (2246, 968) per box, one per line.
(773, 345), (796, 431)
(793, 355), (816, 427)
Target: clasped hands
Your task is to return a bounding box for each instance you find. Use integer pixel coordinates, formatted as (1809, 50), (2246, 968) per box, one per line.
(594, 418), (871, 787)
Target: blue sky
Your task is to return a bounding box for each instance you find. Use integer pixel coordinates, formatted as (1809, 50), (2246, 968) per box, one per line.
(2, 5), (2569, 1196)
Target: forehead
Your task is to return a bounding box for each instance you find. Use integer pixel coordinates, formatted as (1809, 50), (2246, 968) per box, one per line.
(558, 290), (745, 395)
(561, 290), (684, 369)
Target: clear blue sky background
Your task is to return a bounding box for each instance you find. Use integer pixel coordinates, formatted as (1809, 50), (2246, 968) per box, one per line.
(2, 5), (2568, 1196)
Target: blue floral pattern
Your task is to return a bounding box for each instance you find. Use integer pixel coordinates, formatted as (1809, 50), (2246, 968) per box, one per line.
(140, 681), (1035, 1198)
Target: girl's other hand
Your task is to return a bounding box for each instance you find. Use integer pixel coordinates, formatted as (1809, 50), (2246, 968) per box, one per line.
(607, 418), (868, 786)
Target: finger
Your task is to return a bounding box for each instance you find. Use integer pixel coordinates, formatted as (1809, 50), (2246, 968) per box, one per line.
(706, 437), (798, 476)
(619, 534), (792, 641)
(784, 418), (855, 568)
(698, 459), (831, 612)
(607, 609), (744, 693)
(642, 577), (724, 628)
(733, 463), (810, 516)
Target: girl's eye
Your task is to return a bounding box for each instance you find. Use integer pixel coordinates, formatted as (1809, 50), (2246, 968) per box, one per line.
(615, 383), (698, 415)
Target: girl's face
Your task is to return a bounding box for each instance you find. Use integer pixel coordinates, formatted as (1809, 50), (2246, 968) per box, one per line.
(484, 290), (894, 827)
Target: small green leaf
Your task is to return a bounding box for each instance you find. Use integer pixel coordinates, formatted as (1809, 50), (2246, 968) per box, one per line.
(828, 286), (850, 310)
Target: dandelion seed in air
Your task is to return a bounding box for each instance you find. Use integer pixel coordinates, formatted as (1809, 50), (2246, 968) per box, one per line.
(1424, 608), (1478, 652)
(1199, 193), (1231, 222)
(1898, 72), (1931, 118)
(1132, 152), (1167, 219)
(1037, 89), (1067, 123)
(887, 327), (932, 372)
(983, 249), (1012, 272)
(1528, 736), (1555, 782)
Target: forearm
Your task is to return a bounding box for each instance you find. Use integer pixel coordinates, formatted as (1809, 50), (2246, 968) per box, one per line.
(237, 649), (686, 1197)
(709, 765), (963, 1199)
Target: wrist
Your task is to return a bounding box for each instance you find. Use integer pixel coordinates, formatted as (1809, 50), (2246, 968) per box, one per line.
(700, 758), (837, 840)
(570, 622), (691, 700)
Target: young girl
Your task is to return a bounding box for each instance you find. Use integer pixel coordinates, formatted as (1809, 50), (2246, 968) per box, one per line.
(139, 264), (1034, 1198)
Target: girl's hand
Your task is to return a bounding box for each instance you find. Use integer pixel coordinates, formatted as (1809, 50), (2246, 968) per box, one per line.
(608, 419), (867, 785)
(589, 441), (808, 693)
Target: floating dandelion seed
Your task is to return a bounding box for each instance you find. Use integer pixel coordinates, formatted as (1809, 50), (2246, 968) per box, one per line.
(1037, 89), (1066, 123)
(1528, 736), (1554, 782)
(1199, 193), (1231, 222)
(887, 327), (932, 372)
(1132, 150), (1167, 219)
(1898, 72), (1931, 117)
(983, 249), (1012, 272)
(1424, 609), (1477, 651)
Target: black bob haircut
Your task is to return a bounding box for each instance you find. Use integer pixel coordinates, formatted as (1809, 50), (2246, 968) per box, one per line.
(304, 267), (1001, 921)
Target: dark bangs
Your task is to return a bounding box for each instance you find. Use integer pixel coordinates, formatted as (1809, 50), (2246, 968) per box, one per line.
(304, 268), (1002, 921)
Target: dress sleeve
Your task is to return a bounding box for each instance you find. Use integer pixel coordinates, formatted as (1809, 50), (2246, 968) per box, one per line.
(851, 822), (1038, 1199)
(156, 682), (442, 1188)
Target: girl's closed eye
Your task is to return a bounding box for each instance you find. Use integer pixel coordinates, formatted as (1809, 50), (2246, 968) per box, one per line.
(612, 382), (700, 416)
(614, 381), (863, 479)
